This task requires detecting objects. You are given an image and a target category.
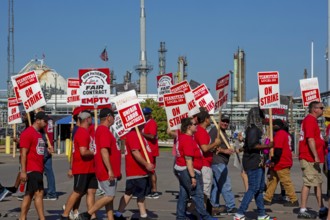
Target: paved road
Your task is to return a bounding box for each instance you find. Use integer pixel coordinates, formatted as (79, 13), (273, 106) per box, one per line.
(0, 151), (328, 220)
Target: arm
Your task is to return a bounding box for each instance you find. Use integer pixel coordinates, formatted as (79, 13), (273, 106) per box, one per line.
(141, 132), (156, 140)
(132, 150), (154, 171)
(200, 137), (221, 153)
(307, 138), (320, 162)
(20, 148), (28, 182)
(101, 148), (115, 181)
(79, 147), (94, 158)
(185, 157), (197, 188)
(271, 148), (282, 164)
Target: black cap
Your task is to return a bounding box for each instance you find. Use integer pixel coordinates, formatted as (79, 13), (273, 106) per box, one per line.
(273, 119), (284, 128)
(99, 108), (114, 118)
(35, 111), (49, 121)
(221, 114), (230, 121)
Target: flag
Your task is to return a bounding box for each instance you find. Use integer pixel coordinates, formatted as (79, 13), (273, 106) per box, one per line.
(100, 48), (109, 62)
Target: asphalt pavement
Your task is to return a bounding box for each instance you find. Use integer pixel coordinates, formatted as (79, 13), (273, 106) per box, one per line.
(0, 151), (328, 220)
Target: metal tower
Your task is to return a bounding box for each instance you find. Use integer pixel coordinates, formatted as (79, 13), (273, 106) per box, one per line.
(158, 42), (167, 75)
(135, 0), (152, 94)
(7, 0), (15, 97)
(175, 56), (188, 84)
(233, 48), (246, 102)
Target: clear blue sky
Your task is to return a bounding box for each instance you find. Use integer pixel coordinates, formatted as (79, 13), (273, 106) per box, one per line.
(0, 0), (328, 100)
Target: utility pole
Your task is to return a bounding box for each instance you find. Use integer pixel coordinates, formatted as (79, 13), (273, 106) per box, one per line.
(7, 0), (14, 98)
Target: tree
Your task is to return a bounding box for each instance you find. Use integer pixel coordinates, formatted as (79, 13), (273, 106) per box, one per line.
(140, 98), (170, 141)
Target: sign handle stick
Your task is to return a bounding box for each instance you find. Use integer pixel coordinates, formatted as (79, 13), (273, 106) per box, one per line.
(210, 115), (232, 150)
(94, 108), (98, 130)
(269, 108), (274, 157)
(135, 127), (150, 163)
(68, 106), (74, 162)
(13, 124), (16, 158)
(27, 112), (31, 126)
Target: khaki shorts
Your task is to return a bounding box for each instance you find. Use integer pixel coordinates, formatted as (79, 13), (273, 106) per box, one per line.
(201, 166), (213, 198)
(300, 159), (323, 187)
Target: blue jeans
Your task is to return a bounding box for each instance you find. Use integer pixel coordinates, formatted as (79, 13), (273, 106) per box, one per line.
(44, 155), (57, 198)
(237, 168), (265, 216)
(211, 163), (236, 210)
(175, 169), (214, 220)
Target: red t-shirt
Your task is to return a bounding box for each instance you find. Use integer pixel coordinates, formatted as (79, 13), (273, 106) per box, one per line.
(194, 125), (212, 167)
(273, 130), (293, 171)
(125, 129), (153, 177)
(45, 118), (54, 146)
(94, 125), (121, 181)
(72, 126), (95, 174)
(143, 119), (159, 157)
(176, 133), (203, 171)
(20, 126), (45, 173)
(299, 114), (326, 163)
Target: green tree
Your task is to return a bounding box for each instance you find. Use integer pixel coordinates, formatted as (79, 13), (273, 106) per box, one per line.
(140, 98), (170, 141)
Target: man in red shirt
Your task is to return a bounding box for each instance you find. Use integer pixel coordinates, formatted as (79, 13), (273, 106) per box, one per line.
(79, 108), (121, 220)
(263, 119), (298, 206)
(141, 107), (160, 199)
(114, 126), (154, 220)
(61, 110), (98, 220)
(19, 111), (49, 220)
(298, 101), (328, 219)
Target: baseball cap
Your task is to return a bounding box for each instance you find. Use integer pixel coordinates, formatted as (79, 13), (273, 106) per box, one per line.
(35, 111), (49, 121)
(221, 114), (230, 122)
(72, 106), (83, 116)
(78, 110), (92, 120)
(142, 107), (152, 115)
(99, 108), (114, 118)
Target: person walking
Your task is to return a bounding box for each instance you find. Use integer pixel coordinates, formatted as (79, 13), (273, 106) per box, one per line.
(141, 107), (160, 199)
(19, 111), (49, 220)
(174, 117), (217, 220)
(234, 107), (275, 220)
(298, 101), (328, 219)
(208, 114), (236, 216)
(114, 125), (154, 220)
(263, 119), (299, 207)
(61, 110), (98, 220)
(79, 108), (121, 220)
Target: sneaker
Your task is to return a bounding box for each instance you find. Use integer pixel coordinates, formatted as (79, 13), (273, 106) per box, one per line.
(113, 214), (126, 220)
(12, 191), (24, 197)
(60, 215), (70, 220)
(185, 213), (197, 220)
(43, 196), (58, 201)
(6, 186), (17, 193)
(0, 188), (9, 201)
(283, 200), (299, 207)
(95, 189), (105, 196)
(146, 192), (160, 199)
(319, 207), (328, 219)
(62, 204), (79, 220)
(297, 210), (317, 219)
(212, 206), (226, 216)
(227, 208), (238, 215)
(257, 215), (276, 220)
(263, 199), (272, 206)
(233, 214), (245, 220)
(78, 212), (91, 220)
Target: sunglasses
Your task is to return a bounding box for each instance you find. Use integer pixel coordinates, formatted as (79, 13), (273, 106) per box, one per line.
(315, 106), (324, 110)
(221, 120), (230, 123)
(191, 123), (197, 126)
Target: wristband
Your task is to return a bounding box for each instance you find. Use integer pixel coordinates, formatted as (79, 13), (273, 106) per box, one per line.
(191, 176), (196, 179)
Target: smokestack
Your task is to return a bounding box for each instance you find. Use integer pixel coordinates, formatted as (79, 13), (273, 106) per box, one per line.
(135, 0), (152, 94)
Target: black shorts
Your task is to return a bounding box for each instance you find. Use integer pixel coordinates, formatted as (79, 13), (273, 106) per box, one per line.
(26, 172), (44, 194)
(125, 177), (150, 199)
(73, 173), (98, 194)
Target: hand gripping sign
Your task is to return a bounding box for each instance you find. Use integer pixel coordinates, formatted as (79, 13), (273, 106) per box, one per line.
(67, 78), (80, 105)
(112, 90), (150, 163)
(164, 91), (189, 131)
(157, 73), (173, 105)
(79, 68), (111, 107)
(12, 71), (47, 113)
(192, 83), (215, 114)
(300, 77), (321, 107)
(170, 80), (200, 117)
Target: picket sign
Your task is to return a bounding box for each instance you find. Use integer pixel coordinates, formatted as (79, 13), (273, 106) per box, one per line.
(112, 90), (149, 163)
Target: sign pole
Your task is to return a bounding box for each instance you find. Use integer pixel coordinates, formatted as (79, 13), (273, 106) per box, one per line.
(135, 127), (150, 163)
(210, 115), (232, 150)
(13, 124), (16, 158)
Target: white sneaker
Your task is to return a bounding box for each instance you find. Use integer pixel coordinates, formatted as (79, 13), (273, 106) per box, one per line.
(233, 214), (245, 220)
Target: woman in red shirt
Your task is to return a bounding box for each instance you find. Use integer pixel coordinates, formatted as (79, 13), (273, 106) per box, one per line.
(174, 117), (216, 220)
